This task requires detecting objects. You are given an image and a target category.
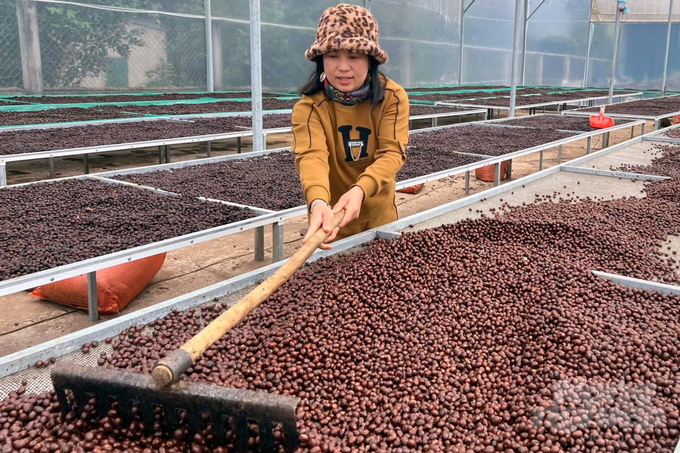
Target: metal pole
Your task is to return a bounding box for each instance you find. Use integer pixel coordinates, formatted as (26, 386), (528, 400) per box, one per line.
(521, 0), (529, 85)
(662, 0), (674, 96)
(458, 0), (465, 84)
(272, 221), (284, 262)
(254, 226), (265, 261)
(249, 0), (264, 152)
(608, 4), (622, 104)
(509, 0), (524, 117)
(86, 271), (99, 322)
(583, 22), (594, 87)
(204, 0), (214, 92)
(521, 0), (547, 85)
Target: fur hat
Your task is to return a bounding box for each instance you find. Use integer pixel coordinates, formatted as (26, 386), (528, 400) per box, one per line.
(305, 3), (388, 64)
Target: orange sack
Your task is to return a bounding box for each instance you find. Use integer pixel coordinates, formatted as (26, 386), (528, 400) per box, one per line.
(30, 254), (166, 314)
(397, 183), (425, 194)
(475, 160), (511, 182)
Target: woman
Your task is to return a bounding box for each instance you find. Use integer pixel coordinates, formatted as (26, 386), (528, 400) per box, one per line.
(293, 3), (409, 250)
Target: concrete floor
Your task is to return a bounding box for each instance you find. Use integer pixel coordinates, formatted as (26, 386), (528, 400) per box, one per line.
(405, 171), (646, 233)
(574, 141), (660, 171)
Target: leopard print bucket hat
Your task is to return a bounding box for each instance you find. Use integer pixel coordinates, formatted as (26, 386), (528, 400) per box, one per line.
(305, 3), (388, 64)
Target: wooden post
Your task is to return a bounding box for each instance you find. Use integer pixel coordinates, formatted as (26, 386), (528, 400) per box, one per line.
(15, 0), (43, 93)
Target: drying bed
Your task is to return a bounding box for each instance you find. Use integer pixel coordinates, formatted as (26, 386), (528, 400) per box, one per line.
(110, 124), (577, 213)
(531, 90), (618, 100)
(111, 143), (485, 212)
(409, 124), (576, 157)
(0, 115), (292, 156)
(408, 105), (476, 115)
(409, 92), (506, 102)
(258, 109), (478, 127)
(218, 110), (489, 129)
(255, 113), (292, 129)
(406, 84), (511, 92)
(114, 152), (305, 212)
(0, 104), (295, 129)
(408, 88), (553, 101)
(396, 149), (484, 181)
(575, 96), (680, 116)
(663, 128), (680, 140)
(106, 122), (581, 217)
(0, 103), (474, 132)
(454, 91), (626, 108)
(123, 99), (299, 116)
(407, 86), (633, 95)
(0, 107), (142, 127)
(534, 90), (630, 101)
(4, 92), (279, 105)
(410, 90), (628, 104)
(0, 178), (255, 281)
(496, 115), (635, 132)
(2, 158), (679, 452)
(126, 177), (680, 453)
(0, 100), (298, 128)
(614, 142), (680, 203)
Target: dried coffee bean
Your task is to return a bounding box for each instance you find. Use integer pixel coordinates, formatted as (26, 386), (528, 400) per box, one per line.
(0, 179), (254, 281)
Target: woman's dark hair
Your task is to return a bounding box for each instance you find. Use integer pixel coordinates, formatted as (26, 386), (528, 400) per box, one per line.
(299, 56), (385, 107)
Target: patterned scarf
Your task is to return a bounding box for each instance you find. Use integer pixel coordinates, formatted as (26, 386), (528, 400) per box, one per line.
(324, 78), (370, 106)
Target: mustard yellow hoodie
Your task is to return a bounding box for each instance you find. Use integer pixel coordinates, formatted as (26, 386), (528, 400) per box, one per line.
(292, 77), (409, 224)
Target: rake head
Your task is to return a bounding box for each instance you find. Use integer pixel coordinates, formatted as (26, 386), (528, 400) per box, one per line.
(51, 364), (300, 453)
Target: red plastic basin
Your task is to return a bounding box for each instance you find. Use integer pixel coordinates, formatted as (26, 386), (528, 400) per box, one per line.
(589, 115), (615, 129)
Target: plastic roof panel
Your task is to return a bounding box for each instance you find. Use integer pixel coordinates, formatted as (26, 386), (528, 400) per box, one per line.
(591, 0), (680, 22)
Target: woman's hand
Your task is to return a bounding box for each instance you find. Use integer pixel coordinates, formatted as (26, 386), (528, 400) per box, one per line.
(303, 201), (337, 250)
(303, 186), (365, 250)
(333, 186), (365, 228)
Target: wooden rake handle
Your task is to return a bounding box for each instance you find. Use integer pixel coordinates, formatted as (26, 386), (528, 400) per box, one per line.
(152, 210), (344, 386)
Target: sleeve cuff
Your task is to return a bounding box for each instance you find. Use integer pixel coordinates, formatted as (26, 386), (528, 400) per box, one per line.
(353, 176), (379, 200)
(305, 186), (331, 209)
